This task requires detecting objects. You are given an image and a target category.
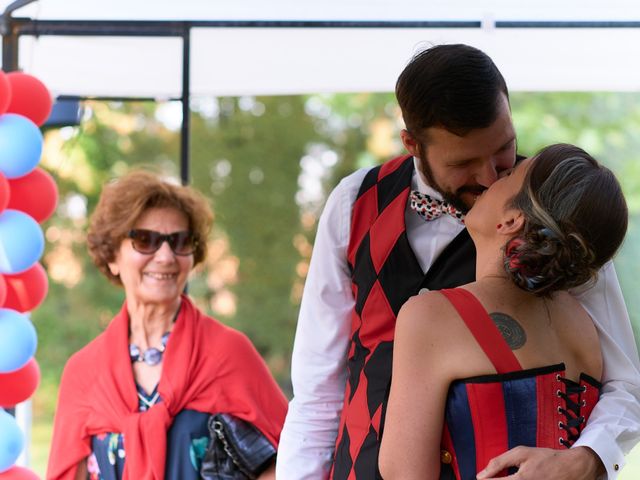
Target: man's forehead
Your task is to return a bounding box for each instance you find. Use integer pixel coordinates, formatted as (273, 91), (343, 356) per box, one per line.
(426, 130), (516, 163)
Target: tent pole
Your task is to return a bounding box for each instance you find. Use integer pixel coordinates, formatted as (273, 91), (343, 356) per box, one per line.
(0, 29), (18, 71)
(180, 26), (191, 186)
(0, 0), (39, 71)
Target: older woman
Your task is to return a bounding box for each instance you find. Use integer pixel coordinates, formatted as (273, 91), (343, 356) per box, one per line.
(48, 171), (287, 480)
(379, 144), (629, 479)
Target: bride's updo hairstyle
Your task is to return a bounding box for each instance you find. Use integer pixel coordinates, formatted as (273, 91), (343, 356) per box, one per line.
(504, 143), (628, 296)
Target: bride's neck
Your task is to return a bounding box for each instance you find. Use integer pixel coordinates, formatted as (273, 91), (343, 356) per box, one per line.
(474, 245), (507, 282)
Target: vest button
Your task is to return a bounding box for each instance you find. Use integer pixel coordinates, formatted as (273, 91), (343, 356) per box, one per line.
(441, 450), (452, 464)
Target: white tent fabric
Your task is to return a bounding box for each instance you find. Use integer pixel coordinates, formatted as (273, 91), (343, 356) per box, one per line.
(8, 0), (640, 22)
(3, 0), (640, 97)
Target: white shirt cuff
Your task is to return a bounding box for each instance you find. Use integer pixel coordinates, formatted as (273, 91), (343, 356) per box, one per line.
(574, 428), (625, 480)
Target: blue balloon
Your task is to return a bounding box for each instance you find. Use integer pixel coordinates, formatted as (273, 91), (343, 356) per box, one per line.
(0, 309), (37, 373)
(0, 409), (24, 472)
(0, 114), (43, 179)
(0, 209), (44, 274)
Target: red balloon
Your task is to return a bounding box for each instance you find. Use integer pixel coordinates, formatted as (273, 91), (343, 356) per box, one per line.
(0, 71), (11, 115)
(0, 358), (40, 408)
(7, 168), (58, 223)
(3, 263), (48, 312)
(0, 172), (8, 214)
(0, 275), (5, 307)
(6, 72), (52, 126)
(0, 465), (40, 479)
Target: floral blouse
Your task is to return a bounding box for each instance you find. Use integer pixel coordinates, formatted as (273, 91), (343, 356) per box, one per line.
(87, 385), (211, 480)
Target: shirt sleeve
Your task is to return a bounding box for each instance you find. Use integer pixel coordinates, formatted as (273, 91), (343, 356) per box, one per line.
(276, 170), (366, 479)
(571, 261), (640, 479)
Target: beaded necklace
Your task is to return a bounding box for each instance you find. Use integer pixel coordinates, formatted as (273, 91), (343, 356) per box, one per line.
(129, 332), (170, 366)
(128, 306), (180, 366)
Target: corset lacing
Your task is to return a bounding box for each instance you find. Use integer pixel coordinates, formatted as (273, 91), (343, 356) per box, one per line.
(556, 375), (587, 448)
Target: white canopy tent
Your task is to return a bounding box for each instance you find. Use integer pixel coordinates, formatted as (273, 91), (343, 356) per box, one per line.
(2, 0), (640, 98)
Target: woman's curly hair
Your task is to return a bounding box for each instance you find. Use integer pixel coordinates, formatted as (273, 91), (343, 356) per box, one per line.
(87, 170), (214, 286)
(504, 144), (627, 296)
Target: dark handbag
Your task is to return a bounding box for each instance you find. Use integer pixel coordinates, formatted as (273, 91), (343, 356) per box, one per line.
(200, 413), (276, 480)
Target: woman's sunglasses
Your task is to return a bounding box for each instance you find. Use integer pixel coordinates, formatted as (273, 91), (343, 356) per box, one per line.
(127, 229), (197, 256)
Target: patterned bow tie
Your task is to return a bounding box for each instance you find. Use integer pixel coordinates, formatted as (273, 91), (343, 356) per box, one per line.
(409, 190), (465, 224)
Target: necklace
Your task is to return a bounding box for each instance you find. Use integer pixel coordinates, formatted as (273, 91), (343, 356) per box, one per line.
(129, 332), (170, 366)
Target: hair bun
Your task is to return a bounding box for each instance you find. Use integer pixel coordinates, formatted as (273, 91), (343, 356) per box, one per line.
(504, 225), (597, 296)
(503, 144), (627, 296)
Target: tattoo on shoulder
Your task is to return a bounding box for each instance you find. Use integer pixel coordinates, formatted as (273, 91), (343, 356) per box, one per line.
(489, 312), (526, 350)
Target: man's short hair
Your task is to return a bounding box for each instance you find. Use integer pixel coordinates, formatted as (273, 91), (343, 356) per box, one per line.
(395, 43), (508, 139)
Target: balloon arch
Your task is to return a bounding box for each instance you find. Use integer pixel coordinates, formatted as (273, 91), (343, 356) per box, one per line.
(0, 71), (56, 479)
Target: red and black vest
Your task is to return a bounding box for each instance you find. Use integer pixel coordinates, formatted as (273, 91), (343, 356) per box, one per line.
(331, 155), (476, 479)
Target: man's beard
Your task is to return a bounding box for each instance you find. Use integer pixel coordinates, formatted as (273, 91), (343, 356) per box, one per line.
(417, 155), (486, 214)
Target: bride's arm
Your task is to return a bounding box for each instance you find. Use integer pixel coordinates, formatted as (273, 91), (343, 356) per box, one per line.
(378, 293), (459, 479)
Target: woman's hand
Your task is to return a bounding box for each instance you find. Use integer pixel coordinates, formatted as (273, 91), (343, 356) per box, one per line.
(74, 458), (88, 480)
(257, 462), (275, 480)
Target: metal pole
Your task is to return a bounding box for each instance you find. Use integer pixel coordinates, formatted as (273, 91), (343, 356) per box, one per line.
(180, 26), (190, 186)
(12, 19), (640, 35)
(15, 400), (32, 467)
(180, 27), (191, 296)
(1, 0), (38, 71)
(1, 28), (19, 71)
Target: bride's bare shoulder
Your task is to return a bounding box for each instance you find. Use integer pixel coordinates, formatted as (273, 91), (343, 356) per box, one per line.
(396, 290), (460, 336)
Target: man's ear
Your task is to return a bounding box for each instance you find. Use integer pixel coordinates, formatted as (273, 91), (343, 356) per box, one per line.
(498, 209), (525, 235)
(400, 129), (420, 157)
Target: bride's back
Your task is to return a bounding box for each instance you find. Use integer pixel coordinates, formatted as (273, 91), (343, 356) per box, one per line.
(459, 282), (602, 383)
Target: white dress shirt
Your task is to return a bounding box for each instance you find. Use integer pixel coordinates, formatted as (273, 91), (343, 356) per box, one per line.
(276, 159), (640, 480)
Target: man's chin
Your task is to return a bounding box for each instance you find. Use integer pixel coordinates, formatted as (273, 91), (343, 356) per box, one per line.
(457, 190), (487, 213)
(444, 192), (474, 214)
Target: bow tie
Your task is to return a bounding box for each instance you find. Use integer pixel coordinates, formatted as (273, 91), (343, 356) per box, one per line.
(409, 190), (465, 224)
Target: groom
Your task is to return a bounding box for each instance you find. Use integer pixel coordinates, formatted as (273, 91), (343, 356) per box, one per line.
(277, 43), (640, 479)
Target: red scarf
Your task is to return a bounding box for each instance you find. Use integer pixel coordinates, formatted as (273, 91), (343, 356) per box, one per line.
(47, 295), (288, 480)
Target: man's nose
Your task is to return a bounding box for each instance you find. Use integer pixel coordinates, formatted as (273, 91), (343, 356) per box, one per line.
(476, 159), (499, 187)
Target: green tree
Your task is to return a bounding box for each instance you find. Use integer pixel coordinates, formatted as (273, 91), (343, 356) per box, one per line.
(184, 96), (324, 384)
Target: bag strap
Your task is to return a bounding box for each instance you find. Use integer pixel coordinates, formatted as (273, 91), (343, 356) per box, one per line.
(439, 288), (522, 374)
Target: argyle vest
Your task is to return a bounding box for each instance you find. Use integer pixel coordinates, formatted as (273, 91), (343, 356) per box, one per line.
(331, 155), (476, 479)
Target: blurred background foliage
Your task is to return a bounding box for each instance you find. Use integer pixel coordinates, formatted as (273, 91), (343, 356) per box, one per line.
(29, 92), (640, 475)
